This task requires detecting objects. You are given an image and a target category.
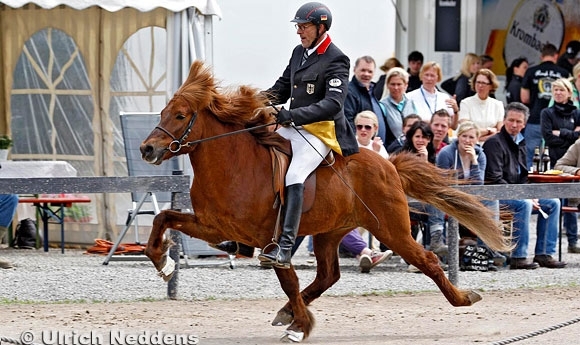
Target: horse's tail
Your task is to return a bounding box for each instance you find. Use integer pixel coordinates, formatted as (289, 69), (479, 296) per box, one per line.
(390, 152), (512, 252)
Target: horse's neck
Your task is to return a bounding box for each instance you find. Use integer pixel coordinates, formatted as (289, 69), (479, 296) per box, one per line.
(189, 132), (271, 189)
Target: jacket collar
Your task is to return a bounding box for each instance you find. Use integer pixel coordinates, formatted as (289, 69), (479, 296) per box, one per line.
(316, 34), (332, 55)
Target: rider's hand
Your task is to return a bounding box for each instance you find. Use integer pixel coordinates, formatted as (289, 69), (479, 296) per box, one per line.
(276, 108), (293, 126)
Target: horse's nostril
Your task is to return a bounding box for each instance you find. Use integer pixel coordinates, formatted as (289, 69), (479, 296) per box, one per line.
(140, 144), (154, 157)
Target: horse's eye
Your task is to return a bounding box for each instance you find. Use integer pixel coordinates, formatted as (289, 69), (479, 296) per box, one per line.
(176, 113), (186, 120)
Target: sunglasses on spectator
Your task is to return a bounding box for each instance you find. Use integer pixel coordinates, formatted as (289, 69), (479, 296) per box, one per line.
(356, 124), (373, 131)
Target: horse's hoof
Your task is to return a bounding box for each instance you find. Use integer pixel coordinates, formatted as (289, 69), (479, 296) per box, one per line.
(272, 309), (293, 326)
(280, 329), (304, 343)
(466, 290), (482, 305)
(157, 256), (175, 282)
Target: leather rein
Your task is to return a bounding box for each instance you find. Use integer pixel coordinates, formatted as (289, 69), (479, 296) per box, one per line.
(154, 111), (277, 153)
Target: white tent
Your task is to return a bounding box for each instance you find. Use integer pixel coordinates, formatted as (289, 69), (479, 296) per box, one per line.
(0, 0), (220, 242)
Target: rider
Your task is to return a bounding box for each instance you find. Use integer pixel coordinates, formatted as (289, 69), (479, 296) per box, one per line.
(214, 2), (358, 269)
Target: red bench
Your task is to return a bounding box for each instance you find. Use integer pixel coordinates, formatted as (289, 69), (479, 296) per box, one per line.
(18, 196), (91, 253)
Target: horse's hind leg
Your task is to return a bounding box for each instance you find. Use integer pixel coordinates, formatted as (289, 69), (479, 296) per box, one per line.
(372, 204), (481, 307)
(272, 232), (342, 327)
(273, 267), (315, 342)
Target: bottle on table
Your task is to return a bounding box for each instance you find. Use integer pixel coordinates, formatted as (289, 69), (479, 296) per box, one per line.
(542, 146), (551, 172)
(532, 146), (541, 173)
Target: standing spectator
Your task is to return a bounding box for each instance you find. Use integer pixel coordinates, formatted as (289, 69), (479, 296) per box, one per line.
(458, 68), (504, 143)
(554, 138), (580, 253)
(505, 57), (529, 103)
(521, 43), (569, 169)
(541, 78), (580, 167)
(0, 194), (18, 269)
(453, 53), (481, 105)
(387, 113), (421, 154)
(339, 110), (393, 273)
(549, 62), (580, 108)
(557, 40), (580, 75)
(344, 56), (387, 143)
(406, 61), (459, 127)
(406, 50), (424, 92)
(480, 54), (494, 70)
(483, 102), (566, 269)
(541, 78), (580, 256)
(373, 57), (404, 100)
(379, 67), (417, 148)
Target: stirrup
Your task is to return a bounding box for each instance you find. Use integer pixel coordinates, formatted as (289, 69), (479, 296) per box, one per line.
(258, 242), (291, 269)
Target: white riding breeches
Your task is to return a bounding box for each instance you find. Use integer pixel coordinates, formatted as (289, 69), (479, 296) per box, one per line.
(276, 126), (330, 186)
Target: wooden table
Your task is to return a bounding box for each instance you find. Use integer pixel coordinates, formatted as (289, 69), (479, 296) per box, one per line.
(528, 172), (580, 261)
(528, 173), (580, 183)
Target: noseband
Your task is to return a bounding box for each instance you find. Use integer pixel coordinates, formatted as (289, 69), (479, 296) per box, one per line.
(155, 112), (197, 153)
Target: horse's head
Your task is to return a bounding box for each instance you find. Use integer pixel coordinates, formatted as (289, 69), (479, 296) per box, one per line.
(141, 60), (274, 165)
(140, 61), (216, 164)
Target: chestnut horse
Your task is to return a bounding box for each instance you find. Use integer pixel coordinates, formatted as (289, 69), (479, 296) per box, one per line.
(140, 61), (509, 342)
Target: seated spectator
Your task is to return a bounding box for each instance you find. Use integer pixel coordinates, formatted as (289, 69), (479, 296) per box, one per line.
(387, 114), (421, 154)
(483, 102), (566, 269)
(433, 121), (504, 268)
(339, 110), (392, 273)
(0, 193), (18, 269)
(553, 138), (580, 253)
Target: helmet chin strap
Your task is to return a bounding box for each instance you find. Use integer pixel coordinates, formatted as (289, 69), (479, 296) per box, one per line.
(308, 25), (324, 49)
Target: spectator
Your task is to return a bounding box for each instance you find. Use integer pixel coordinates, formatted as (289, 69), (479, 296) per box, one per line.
(549, 62), (580, 108)
(483, 102), (566, 269)
(406, 61), (459, 128)
(480, 54), (494, 70)
(339, 110), (393, 273)
(0, 194), (18, 269)
(505, 57), (529, 103)
(353, 110), (389, 158)
(541, 77), (580, 257)
(541, 78), (580, 167)
(458, 68), (504, 143)
(554, 138), (580, 253)
(557, 40), (580, 75)
(453, 53), (481, 105)
(344, 56), (387, 142)
(406, 50), (424, 92)
(374, 57), (404, 100)
(396, 120), (447, 262)
(397, 120), (434, 162)
(387, 113), (421, 154)
(521, 43), (570, 169)
(379, 67), (417, 148)
(429, 108), (451, 155)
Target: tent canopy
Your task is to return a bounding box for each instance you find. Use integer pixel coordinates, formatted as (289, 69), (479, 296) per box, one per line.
(0, 0), (222, 16)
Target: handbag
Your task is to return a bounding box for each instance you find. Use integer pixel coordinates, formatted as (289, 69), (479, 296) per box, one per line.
(460, 244), (490, 271)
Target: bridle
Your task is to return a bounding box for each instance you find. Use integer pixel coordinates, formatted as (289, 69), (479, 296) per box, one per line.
(154, 112), (198, 153)
(154, 111), (277, 153)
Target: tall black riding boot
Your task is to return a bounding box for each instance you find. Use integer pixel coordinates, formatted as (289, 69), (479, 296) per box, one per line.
(210, 241), (255, 258)
(258, 183), (304, 269)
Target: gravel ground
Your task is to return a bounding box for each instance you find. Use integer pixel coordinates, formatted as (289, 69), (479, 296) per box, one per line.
(1, 235), (580, 303)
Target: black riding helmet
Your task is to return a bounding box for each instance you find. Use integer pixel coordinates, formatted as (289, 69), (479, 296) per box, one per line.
(291, 2), (332, 31)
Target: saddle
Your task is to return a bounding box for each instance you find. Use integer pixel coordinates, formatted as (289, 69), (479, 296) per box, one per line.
(268, 137), (334, 213)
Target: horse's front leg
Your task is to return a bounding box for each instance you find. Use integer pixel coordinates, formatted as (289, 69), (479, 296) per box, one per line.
(145, 210), (195, 282)
(272, 232), (343, 327)
(273, 267), (314, 343)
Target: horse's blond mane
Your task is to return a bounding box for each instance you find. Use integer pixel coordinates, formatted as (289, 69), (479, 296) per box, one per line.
(175, 61), (272, 127)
